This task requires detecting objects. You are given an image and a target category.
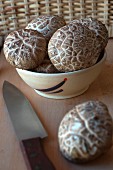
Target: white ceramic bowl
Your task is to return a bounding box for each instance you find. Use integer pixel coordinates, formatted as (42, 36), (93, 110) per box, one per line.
(16, 51), (106, 99)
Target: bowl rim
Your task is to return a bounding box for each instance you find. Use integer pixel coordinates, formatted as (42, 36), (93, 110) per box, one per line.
(16, 50), (107, 77)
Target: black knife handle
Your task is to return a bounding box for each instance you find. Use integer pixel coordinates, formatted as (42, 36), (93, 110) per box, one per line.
(22, 137), (55, 170)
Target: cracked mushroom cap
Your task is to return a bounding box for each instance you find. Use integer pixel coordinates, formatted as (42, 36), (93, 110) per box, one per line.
(3, 29), (46, 69)
(26, 15), (66, 42)
(70, 17), (108, 50)
(33, 59), (59, 73)
(58, 101), (113, 163)
(48, 23), (102, 72)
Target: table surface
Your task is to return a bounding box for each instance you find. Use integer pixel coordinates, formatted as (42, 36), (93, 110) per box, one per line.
(0, 39), (113, 170)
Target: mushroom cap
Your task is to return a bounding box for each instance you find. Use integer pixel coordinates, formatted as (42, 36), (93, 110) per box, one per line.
(58, 101), (113, 163)
(48, 23), (102, 72)
(70, 17), (108, 50)
(26, 15), (66, 42)
(34, 59), (59, 73)
(3, 29), (46, 69)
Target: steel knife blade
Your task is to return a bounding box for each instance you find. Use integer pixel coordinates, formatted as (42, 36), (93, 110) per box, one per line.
(3, 81), (55, 170)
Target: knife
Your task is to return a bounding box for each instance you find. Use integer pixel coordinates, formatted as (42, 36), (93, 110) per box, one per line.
(3, 81), (55, 170)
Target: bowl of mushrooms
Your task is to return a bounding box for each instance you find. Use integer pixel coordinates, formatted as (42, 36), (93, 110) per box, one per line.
(3, 16), (108, 99)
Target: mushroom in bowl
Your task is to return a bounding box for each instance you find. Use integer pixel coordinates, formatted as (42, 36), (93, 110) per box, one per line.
(16, 50), (106, 99)
(3, 16), (108, 99)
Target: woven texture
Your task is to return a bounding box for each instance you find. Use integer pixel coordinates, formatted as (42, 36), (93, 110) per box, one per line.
(0, 0), (113, 37)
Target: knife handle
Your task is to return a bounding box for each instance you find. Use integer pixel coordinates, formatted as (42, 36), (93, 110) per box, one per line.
(22, 137), (56, 170)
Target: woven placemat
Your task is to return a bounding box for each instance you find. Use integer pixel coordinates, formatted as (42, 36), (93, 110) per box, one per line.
(0, 0), (113, 37)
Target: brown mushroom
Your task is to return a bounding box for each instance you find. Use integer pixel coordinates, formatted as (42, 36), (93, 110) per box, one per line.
(58, 101), (113, 163)
(48, 22), (102, 72)
(70, 17), (108, 50)
(3, 29), (46, 69)
(26, 15), (66, 43)
(33, 59), (59, 73)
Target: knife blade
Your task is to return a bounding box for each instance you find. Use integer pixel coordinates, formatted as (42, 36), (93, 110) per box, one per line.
(3, 81), (55, 170)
